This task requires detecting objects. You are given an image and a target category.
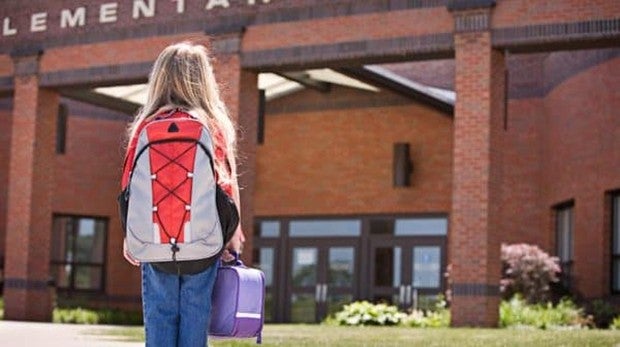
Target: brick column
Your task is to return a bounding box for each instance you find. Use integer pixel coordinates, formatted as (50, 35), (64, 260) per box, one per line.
(211, 34), (260, 265)
(3, 49), (58, 321)
(448, 1), (506, 327)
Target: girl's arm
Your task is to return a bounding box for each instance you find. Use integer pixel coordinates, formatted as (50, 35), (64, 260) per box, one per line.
(225, 153), (246, 254)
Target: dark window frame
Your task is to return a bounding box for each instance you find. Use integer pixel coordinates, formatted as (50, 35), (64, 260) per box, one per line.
(51, 214), (108, 293)
(554, 201), (574, 290)
(611, 192), (620, 294)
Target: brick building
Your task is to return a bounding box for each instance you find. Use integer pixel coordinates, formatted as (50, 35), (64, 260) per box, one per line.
(0, 0), (619, 326)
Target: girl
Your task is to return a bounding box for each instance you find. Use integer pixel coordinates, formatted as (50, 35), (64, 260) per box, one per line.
(121, 41), (245, 346)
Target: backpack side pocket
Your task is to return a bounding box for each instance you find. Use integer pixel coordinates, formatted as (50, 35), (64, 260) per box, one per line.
(215, 185), (239, 246)
(117, 187), (129, 235)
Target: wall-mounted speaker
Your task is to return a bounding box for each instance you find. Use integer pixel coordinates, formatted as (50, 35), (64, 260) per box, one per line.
(257, 89), (266, 144)
(393, 143), (413, 187)
(56, 103), (68, 154)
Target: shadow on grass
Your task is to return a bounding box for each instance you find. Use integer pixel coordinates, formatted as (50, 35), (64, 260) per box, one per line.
(85, 324), (620, 347)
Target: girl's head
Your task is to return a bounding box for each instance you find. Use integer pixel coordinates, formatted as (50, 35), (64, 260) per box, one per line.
(129, 41), (235, 153)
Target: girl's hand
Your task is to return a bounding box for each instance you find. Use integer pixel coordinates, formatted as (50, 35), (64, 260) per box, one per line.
(222, 226), (245, 262)
(123, 238), (140, 266)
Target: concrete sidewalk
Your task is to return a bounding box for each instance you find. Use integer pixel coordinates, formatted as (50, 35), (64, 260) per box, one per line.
(0, 321), (143, 346)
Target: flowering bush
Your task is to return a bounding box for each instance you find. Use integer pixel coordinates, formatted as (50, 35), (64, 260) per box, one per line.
(402, 296), (450, 328)
(501, 243), (561, 304)
(331, 301), (406, 326)
(610, 316), (620, 330)
(328, 297), (451, 328)
(500, 295), (591, 329)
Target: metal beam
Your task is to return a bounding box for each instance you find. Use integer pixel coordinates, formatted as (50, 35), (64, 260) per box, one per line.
(59, 88), (141, 115)
(276, 72), (331, 93)
(338, 67), (454, 115)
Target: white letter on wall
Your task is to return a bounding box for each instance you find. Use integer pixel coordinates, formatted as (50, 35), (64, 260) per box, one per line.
(174, 0), (185, 13)
(61, 7), (86, 28)
(100, 3), (119, 23)
(247, 0), (271, 4)
(133, 0), (156, 19)
(206, 0), (230, 10)
(31, 12), (48, 32)
(3, 18), (17, 36)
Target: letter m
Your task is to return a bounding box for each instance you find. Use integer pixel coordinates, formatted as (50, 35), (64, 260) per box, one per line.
(61, 7), (86, 28)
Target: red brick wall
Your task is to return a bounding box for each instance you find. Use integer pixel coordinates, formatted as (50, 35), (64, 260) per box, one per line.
(449, 29), (505, 326)
(494, 0), (620, 27)
(0, 55), (13, 76)
(52, 107), (140, 302)
(255, 88), (453, 217)
(499, 98), (546, 248)
(0, 108), (11, 266)
(40, 33), (208, 73)
(383, 60), (455, 90)
(243, 8), (453, 52)
(4, 76), (58, 321)
(542, 56), (620, 298)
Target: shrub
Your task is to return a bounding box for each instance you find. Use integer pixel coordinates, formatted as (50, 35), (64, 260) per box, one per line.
(501, 243), (561, 304)
(53, 307), (143, 325)
(500, 295), (591, 329)
(402, 297), (450, 328)
(610, 316), (620, 330)
(586, 300), (618, 328)
(0, 298), (141, 325)
(330, 301), (406, 326)
(54, 307), (100, 324)
(328, 297), (451, 328)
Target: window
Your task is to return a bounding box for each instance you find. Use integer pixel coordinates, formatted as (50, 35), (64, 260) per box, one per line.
(369, 217), (448, 236)
(395, 218), (448, 236)
(51, 216), (107, 292)
(289, 220), (361, 237)
(555, 203), (574, 289)
(612, 194), (620, 293)
(255, 220), (280, 238)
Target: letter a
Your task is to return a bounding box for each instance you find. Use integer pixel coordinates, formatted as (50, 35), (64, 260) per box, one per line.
(206, 0), (230, 10)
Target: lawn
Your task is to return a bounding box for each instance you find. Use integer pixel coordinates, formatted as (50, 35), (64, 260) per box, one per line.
(89, 324), (620, 347)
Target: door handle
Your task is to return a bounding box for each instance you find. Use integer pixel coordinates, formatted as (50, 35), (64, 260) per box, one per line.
(398, 285), (405, 305)
(315, 284), (321, 302)
(411, 287), (418, 309)
(321, 284), (328, 303)
(405, 285), (412, 306)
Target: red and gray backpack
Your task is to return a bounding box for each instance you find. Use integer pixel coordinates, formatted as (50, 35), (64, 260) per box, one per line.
(117, 109), (238, 274)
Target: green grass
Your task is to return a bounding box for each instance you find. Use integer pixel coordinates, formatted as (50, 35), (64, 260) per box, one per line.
(86, 324), (620, 347)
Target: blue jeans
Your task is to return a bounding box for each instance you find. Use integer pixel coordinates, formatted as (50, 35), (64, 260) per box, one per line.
(141, 263), (218, 347)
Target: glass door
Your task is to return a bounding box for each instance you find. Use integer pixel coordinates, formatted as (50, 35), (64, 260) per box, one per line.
(286, 219), (361, 322)
(370, 238), (446, 310)
(289, 245), (320, 322)
(288, 240), (358, 322)
(369, 238), (402, 305)
(252, 220), (282, 322)
(324, 246), (356, 318)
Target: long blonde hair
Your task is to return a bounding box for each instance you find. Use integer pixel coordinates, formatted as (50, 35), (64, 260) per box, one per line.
(128, 41), (236, 182)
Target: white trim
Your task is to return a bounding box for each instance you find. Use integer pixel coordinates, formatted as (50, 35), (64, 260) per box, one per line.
(184, 221), (192, 243)
(236, 312), (261, 319)
(363, 65), (456, 105)
(153, 223), (161, 244)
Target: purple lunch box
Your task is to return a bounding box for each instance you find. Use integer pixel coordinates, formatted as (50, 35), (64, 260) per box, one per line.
(209, 256), (265, 344)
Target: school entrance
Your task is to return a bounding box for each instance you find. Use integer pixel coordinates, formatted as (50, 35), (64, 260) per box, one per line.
(1, 0), (617, 325)
(253, 216), (448, 323)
